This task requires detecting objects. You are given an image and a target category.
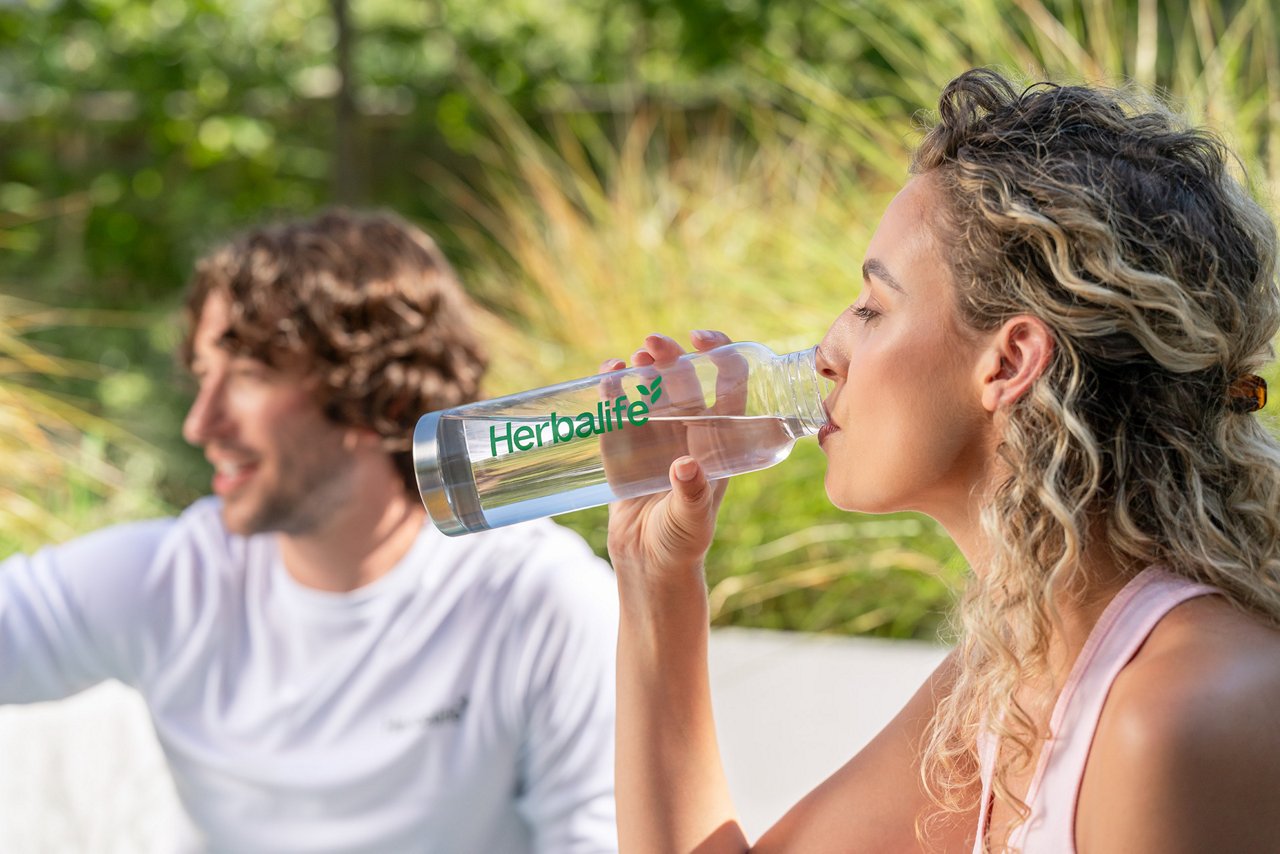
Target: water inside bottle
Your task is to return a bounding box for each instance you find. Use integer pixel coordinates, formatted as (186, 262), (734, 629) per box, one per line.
(434, 413), (806, 530)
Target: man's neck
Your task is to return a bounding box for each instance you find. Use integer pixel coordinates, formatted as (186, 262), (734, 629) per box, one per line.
(276, 488), (428, 593)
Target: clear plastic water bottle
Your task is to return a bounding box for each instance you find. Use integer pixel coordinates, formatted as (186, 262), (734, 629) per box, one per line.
(412, 342), (830, 535)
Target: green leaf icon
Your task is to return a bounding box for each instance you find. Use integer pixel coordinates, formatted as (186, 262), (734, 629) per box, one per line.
(636, 383), (649, 396)
(650, 375), (663, 403)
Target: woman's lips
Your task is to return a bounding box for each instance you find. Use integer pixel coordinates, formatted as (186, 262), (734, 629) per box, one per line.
(818, 399), (840, 447)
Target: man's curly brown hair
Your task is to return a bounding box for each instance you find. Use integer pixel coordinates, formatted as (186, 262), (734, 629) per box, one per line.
(180, 208), (488, 496)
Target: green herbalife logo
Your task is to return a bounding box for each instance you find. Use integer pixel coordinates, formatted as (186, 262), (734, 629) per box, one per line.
(490, 377), (664, 456)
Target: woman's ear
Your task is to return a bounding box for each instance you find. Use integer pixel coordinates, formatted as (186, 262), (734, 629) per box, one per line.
(977, 316), (1054, 413)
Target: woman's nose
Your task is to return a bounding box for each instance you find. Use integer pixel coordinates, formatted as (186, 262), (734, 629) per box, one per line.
(815, 347), (840, 381)
(816, 325), (849, 381)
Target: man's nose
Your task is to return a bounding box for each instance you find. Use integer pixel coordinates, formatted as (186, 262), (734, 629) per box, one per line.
(182, 377), (228, 447)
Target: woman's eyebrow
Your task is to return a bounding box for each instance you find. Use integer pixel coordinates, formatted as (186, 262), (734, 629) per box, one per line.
(862, 258), (907, 294)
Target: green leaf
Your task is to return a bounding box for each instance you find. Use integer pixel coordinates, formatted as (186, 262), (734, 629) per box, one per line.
(636, 383), (649, 396)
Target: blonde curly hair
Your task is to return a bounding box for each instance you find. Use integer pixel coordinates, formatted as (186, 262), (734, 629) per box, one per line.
(910, 69), (1280, 847)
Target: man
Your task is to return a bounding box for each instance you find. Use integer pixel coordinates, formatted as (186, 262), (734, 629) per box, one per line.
(0, 209), (620, 852)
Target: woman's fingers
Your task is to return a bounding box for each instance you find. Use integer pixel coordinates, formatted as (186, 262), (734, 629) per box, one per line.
(630, 349), (656, 367)
(597, 358), (627, 403)
(640, 333), (705, 413)
(709, 347), (749, 417)
(628, 330), (730, 362)
(619, 330), (733, 414)
(643, 333), (687, 365)
(691, 329), (731, 352)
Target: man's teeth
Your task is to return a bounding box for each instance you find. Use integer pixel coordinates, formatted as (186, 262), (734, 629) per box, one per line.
(216, 462), (251, 476)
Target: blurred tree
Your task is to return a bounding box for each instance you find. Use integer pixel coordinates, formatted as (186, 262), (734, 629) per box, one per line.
(330, 0), (361, 203)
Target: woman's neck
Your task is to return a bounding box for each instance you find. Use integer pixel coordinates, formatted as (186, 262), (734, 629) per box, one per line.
(946, 507), (1138, 677)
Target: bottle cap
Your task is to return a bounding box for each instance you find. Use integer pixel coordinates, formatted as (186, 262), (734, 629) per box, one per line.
(413, 412), (481, 536)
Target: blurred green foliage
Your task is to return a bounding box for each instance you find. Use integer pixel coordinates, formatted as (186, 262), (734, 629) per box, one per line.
(2, 0), (1278, 640)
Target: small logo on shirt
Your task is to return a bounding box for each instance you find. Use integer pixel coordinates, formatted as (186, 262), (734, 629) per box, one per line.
(387, 695), (469, 732)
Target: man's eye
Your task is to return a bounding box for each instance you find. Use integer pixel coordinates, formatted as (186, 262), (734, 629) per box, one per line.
(229, 365), (267, 381)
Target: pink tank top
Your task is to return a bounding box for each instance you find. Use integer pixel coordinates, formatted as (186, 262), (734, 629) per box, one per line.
(970, 565), (1221, 853)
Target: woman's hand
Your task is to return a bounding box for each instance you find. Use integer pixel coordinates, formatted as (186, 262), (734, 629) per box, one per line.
(605, 330), (733, 596)
(608, 330), (758, 853)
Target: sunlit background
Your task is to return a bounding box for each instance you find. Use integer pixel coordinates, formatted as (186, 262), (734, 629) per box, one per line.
(3, 0), (1278, 639)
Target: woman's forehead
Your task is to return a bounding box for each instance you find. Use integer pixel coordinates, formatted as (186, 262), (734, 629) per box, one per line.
(866, 177), (948, 294)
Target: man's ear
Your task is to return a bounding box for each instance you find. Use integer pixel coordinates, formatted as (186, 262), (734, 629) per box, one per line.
(342, 426), (384, 453)
(976, 316), (1054, 413)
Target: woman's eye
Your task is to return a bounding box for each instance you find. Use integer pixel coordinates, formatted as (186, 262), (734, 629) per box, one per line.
(851, 304), (881, 323)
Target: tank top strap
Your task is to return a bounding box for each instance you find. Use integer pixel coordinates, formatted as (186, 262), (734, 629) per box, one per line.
(1010, 565), (1221, 851)
(971, 726), (998, 853)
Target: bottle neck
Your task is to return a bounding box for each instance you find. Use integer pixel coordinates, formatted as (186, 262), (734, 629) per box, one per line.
(777, 346), (829, 437)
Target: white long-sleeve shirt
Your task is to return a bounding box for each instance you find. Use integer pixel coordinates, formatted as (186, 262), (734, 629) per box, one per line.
(0, 497), (620, 853)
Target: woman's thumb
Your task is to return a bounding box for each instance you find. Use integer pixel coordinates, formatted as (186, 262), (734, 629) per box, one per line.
(670, 456), (712, 507)
(657, 456), (719, 559)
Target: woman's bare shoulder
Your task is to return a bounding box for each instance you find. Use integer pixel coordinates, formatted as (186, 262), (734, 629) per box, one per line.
(1076, 594), (1280, 852)
(1110, 593), (1280, 743)
(1137, 592), (1280, 694)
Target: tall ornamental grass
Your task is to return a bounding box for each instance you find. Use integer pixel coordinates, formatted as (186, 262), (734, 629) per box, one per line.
(435, 0), (1280, 637)
(0, 200), (168, 555)
(0, 296), (169, 554)
(5, 0), (1276, 638)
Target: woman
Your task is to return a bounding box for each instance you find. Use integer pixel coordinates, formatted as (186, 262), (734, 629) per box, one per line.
(604, 68), (1280, 852)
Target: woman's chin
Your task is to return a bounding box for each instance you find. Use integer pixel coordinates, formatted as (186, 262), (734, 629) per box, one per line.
(824, 478), (875, 512)
(823, 477), (890, 515)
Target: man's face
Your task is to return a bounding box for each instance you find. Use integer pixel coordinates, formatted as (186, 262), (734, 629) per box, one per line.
(182, 291), (356, 536)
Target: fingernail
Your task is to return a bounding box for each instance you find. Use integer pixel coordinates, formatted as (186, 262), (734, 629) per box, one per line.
(675, 457), (698, 482)
(692, 329), (712, 339)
